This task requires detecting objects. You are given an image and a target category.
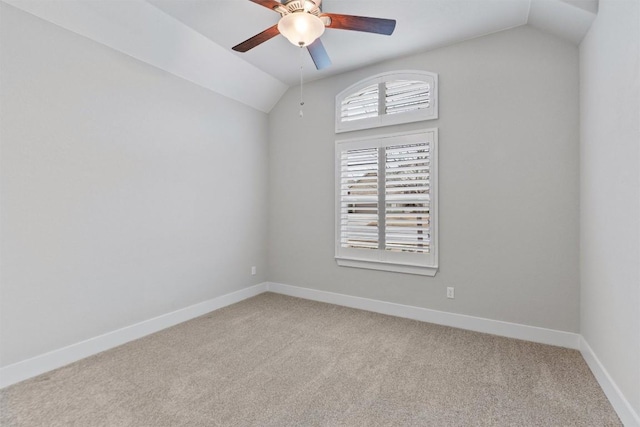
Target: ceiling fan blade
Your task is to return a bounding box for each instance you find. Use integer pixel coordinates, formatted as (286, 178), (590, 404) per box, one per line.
(249, 0), (284, 12)
(232, 24), (280, 52)
(307, 39), (332, 70)
(323, 13), (396, 35)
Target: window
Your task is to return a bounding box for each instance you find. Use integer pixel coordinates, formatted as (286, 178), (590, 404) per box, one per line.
(335, 129), (438, 276)
(336, 71), (438, 133)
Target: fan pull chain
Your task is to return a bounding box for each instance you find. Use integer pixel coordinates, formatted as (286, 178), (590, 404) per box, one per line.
(299, 46), (304, 118)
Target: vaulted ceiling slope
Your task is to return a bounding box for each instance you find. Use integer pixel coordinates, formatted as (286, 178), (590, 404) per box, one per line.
(3, 0), (596, 113)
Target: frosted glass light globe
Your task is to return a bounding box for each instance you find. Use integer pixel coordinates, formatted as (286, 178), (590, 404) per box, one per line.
(278, 12), (325, 47)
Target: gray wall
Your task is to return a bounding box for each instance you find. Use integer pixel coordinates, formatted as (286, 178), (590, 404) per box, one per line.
(0, 4), (269, 366)
(269, 26), (580, 332)
(580, 0), (640, 416)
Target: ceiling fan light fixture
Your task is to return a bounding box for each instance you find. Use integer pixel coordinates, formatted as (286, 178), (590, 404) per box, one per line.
(277, 12), (325, 47)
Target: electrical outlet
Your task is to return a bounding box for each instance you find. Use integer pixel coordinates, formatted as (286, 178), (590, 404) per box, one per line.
(446, 287), (455, 299)
(251, 266), (256, 276)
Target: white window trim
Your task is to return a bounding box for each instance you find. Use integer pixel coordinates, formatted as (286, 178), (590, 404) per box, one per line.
(336, 70), (438, 134)
(335, 128), (438, 276)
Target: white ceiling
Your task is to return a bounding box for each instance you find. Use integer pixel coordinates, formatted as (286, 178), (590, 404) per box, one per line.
(149, 0), (596, 86)
(4, 0), (596, 112)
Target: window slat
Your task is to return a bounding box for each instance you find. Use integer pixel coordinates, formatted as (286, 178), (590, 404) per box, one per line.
(385, 80), (430, 115)
(339, 147), (379, 250)
(384, 142), (431, 254)
(340, 83), (379, 123)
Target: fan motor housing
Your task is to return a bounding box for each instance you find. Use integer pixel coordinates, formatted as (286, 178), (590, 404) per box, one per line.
(280, 0), (322, 16)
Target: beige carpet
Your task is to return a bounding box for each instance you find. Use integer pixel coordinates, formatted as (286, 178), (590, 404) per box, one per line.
(0, 293), (620, 426)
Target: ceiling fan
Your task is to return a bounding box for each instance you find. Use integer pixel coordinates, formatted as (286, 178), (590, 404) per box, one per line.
(232, 0), (396, 70)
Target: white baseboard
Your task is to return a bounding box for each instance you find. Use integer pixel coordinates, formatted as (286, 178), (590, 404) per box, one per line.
(266, 282), (581, 349)
(0, 282), (268, 389)
(4, 280), (635, 427)
(580, 337), (640, 427)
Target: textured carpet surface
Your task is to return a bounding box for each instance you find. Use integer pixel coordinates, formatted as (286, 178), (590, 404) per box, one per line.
(1, 293), (620, 426)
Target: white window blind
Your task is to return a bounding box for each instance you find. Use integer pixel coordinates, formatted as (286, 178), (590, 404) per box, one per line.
(385, 80), (431, 116)
(339, 147), (379, 250)
(340, 84), (379, 123)
(336, 71), (438, 133)
(336, 129), (438, 276)
(385, 143), (431, 254)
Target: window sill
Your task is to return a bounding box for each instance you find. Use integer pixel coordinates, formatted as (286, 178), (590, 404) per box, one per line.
(336, 257), (438, 277)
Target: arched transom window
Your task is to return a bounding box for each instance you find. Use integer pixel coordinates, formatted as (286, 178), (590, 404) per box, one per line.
(336, 71), (438, 133)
